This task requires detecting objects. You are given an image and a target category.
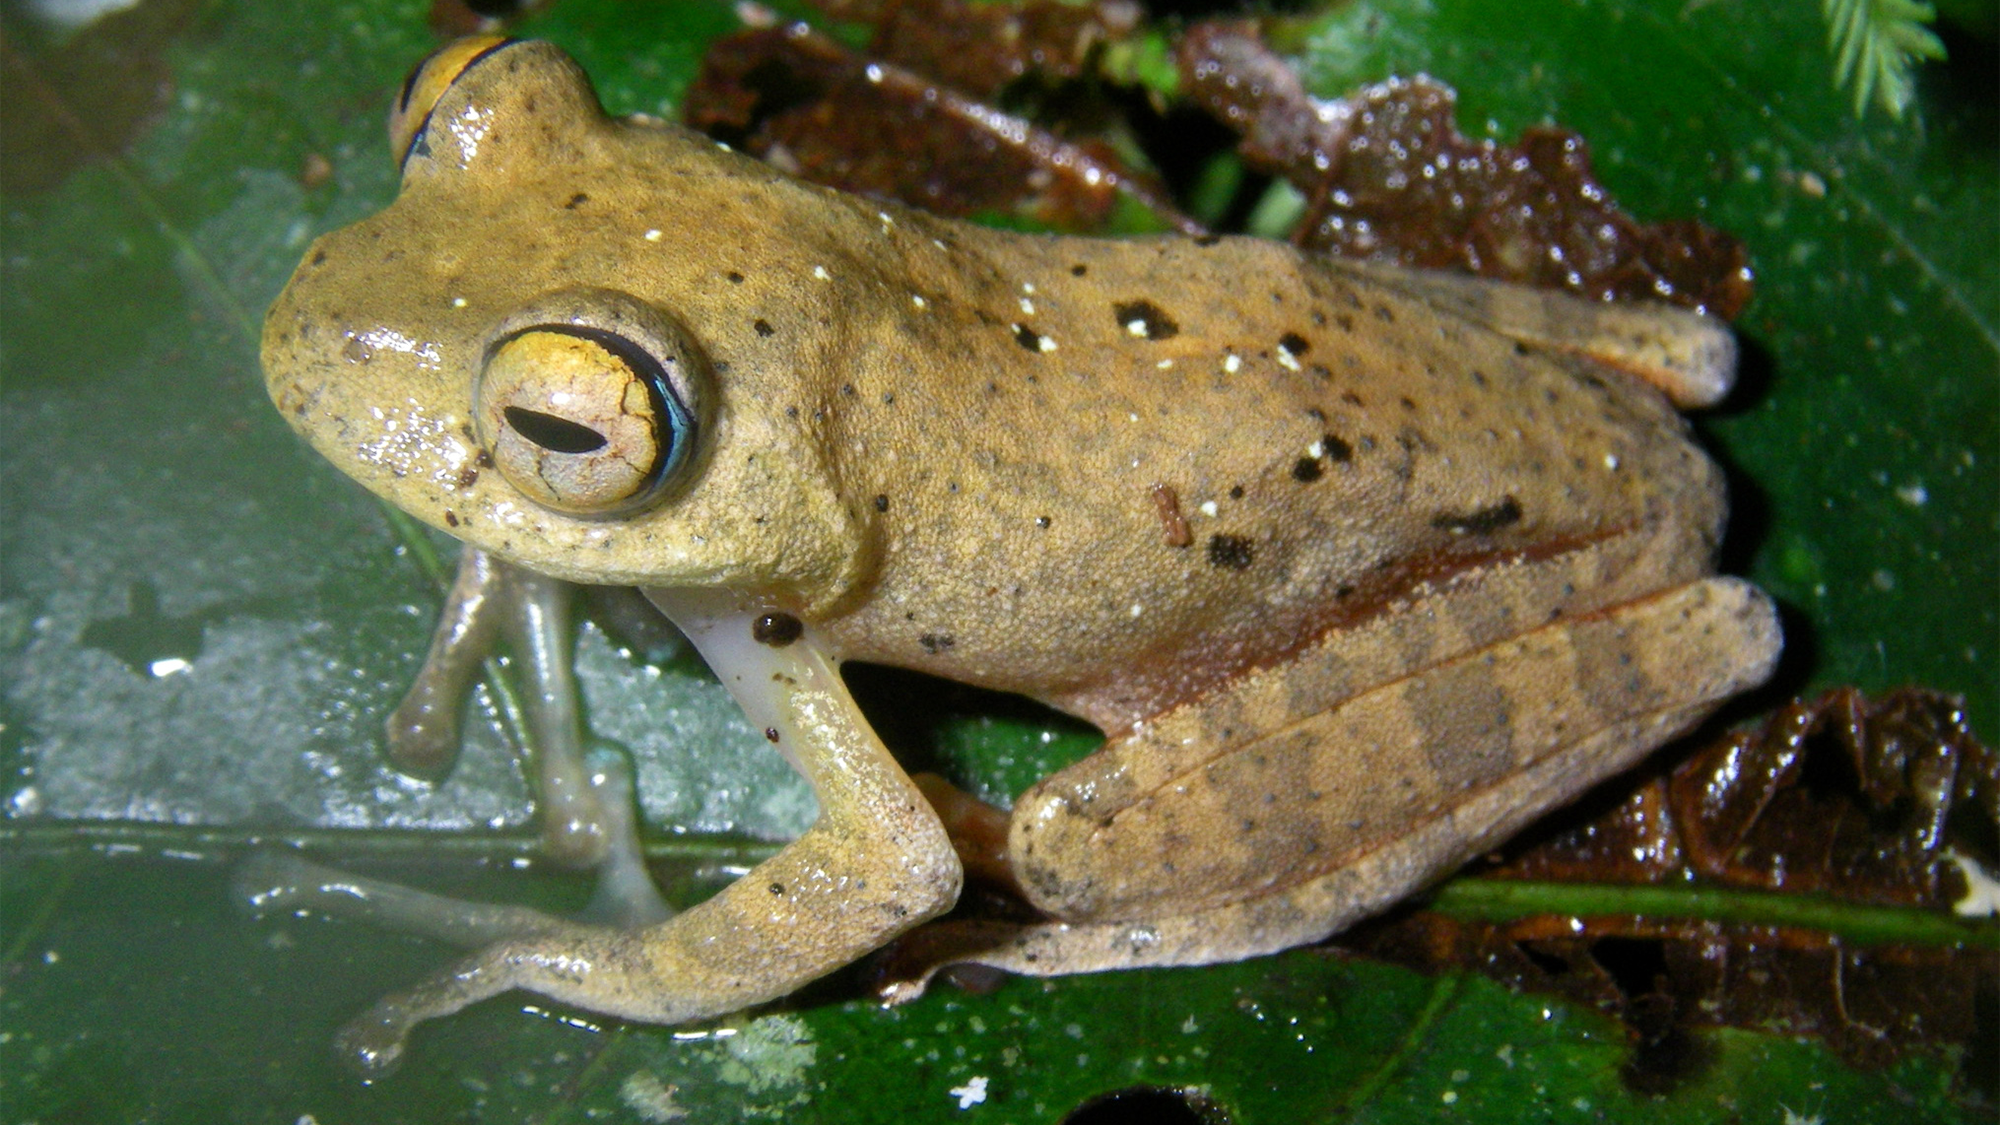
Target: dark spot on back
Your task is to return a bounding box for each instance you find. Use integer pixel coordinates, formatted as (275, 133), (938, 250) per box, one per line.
(1229, 485), (1245, 500)
(1374, 304), (1395, 323)
(1207, 534), (1256, 570)
(1431, 496), (1523, 535)
(919, 633), (956, 655)
(1279, 331), (1311, 356)
(873, 494), (890, 512)
(565, 192), (588, 209)
(1193, 234), (1222, 247)
(727, 271), (745, 284)
(1013, 324), (1045, 351)
(1292, 457), (1323, 482)
(1112, 300), (1179, 341)
(1071, 263), (1088, 276)
(1321, 433), (1353, 461)
(754, 319), (774, 337)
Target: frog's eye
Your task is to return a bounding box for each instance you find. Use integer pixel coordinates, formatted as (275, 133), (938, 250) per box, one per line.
(474, 291), (709, 517)
(389, 35), (514, 169)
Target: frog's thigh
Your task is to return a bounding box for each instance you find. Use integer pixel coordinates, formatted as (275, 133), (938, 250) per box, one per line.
(1011, 577), (1778, 928)
(1014, 531), (1689, 912)
(1337, 259), (1738, 408)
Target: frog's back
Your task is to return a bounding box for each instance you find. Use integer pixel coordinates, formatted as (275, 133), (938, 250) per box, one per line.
(812, 222), (1725, 725)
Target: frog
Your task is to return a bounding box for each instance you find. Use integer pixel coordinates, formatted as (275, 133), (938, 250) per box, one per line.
(257, 37), (1781, 1075)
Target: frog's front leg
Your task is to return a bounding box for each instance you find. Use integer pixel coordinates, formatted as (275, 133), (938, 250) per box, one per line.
(337, 588), (959, 1076)
(240, 744), (666, 948)
(386, 546), (611, 866)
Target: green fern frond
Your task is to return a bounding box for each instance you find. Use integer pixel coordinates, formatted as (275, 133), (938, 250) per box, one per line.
(1823, 0), (1948, 120)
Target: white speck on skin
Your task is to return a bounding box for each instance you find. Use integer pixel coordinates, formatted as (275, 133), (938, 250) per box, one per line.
(1308, 440), (1324, 458)
(813, 265), (831, 281)
(447, 104), (494, 164)
(1038, 336), (1057, 353)
(912, 295), (927, 309)
(865, 63), (884, 84)
(949, 1076), (989, 1108)
(1222, 353), (1242, 374)
(1199, 500), (1218, 517)
(644, 229), (663, 242)
(1603, 452), (1621, 471)
(1894, 481), (1928, 506)
(1020, 297), (1036, 315)
(1022, 282), (1035, 294)
(878, 211), (894, 225)
(1126, 319), (1148, 336)
(149, 657), (192, 678)
(1441, 1091), (1458, 1104)
(1872, 569), (1896, 591)
(1780, 1106), (1825, 1125)
(1130, 603), (1144, 617)
(451, 296), (467, 308)
(1157, 359), (1174, 369)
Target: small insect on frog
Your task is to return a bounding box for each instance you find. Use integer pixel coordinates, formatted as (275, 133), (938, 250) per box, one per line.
(259, 38), (1780, 1074)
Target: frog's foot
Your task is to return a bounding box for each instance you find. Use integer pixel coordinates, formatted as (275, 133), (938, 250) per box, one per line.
(334, 921), (642, 1078)
(237, 850), (570, 948)
(238, 748), (668, 944)
(386, 546), (612, 867)
(576, 747), (672, 928)
(882, 577), (1781, 1001)
(1335, 258), (1740, 408)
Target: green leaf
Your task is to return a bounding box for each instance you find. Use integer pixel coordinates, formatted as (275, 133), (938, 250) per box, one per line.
(0, 1), (1990, 1122)
(1824, 0), (1949, 120)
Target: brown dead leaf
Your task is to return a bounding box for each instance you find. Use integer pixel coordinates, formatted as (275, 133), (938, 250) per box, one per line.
(1176, 22), (1755, 318)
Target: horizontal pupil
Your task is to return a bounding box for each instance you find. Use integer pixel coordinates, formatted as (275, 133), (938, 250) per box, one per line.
(504, 406), (609, 454)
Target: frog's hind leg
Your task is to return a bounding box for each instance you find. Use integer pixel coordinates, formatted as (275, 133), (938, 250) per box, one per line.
(879, 576), (1779, 1001)
(1333, 259), (1740, 408)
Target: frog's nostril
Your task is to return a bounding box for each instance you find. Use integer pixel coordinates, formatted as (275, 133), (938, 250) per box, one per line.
(503, 407), (609, 455)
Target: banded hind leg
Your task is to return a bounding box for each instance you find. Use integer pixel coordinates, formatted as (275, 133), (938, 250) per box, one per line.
(881, 575), (1778, 1001)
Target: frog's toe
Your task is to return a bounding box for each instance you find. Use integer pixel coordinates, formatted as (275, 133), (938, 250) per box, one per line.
(335, 1001), (413, 1080)
(578, 745), (673, 928)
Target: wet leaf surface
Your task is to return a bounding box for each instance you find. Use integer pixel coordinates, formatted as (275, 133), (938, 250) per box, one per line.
(0, 0), (1993, 1121)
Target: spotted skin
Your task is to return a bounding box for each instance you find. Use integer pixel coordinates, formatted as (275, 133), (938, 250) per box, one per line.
(258, 39), (1781, 1069)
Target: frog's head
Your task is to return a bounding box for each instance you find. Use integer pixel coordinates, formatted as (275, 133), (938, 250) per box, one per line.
(261, 39), (874, 613)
